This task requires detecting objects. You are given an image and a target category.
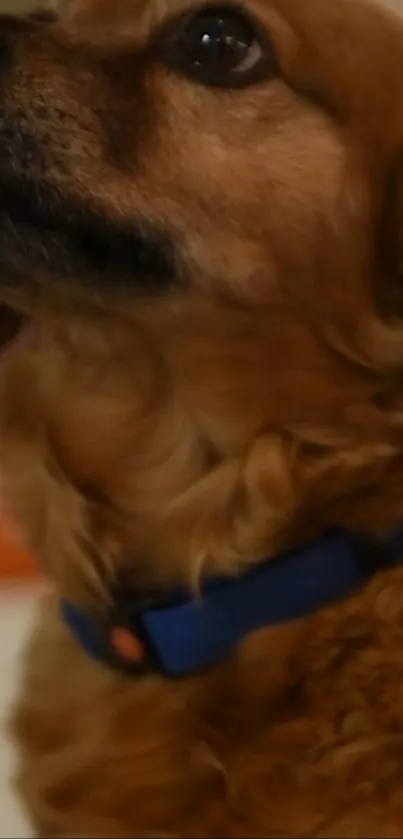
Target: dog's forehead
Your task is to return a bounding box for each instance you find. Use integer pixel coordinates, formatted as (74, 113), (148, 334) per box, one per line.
(59, 0), (403, 24)
(59, 0), (187, 27)
(57, 0), (403, 67)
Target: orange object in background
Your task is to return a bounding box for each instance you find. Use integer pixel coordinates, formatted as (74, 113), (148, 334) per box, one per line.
(0, 516), (38, 579)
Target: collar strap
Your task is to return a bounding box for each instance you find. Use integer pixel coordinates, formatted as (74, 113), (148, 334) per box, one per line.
(62, 528), (403, 679)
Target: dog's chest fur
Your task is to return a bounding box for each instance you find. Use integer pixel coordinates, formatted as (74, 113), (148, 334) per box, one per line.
(10, 567), (403, 839)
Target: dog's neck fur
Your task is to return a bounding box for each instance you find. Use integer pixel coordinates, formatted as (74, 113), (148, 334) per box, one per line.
(2, 293), (403, 608)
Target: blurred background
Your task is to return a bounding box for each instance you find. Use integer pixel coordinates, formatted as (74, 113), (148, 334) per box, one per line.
(0, 2), (52, 834)
(0, 10), (42, 835)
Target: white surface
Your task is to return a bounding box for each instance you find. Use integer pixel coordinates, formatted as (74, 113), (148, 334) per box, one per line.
(0, 585), (41, 838)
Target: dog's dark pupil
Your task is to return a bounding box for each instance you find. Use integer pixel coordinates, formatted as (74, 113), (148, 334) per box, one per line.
(184, 15), (252, 71)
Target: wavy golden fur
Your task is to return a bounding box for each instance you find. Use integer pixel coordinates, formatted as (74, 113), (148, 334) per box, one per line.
(2, 0), (403, 834)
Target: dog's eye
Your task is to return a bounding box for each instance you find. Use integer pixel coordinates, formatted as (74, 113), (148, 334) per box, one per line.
(161, 4), (275, 88)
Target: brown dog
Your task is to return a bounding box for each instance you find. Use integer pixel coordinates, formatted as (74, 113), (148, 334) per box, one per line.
(4, 0), (403, 834)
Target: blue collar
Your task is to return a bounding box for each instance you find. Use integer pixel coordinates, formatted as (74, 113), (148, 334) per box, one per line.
(62, 528), (403, 678)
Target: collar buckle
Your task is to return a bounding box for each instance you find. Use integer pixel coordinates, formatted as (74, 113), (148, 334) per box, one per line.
(62, 598), (160, 676)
